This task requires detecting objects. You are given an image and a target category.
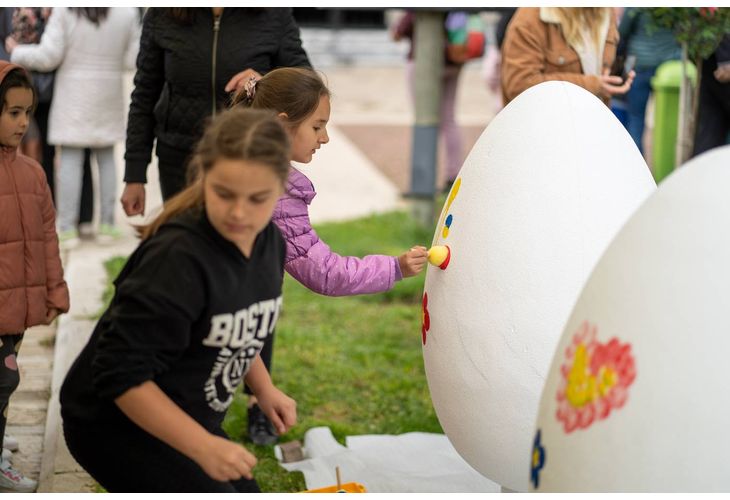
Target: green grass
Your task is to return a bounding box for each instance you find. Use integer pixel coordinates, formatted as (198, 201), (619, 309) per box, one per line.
(101, 209), (442, 492)
(98, 255), (128, 317)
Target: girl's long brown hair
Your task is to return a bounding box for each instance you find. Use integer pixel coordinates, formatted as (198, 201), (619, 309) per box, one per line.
(231, 67), (330, 129)
(137, 108), (290, 240)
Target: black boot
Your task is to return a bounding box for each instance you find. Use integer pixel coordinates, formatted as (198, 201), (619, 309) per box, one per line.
(247, 404), (278, 446)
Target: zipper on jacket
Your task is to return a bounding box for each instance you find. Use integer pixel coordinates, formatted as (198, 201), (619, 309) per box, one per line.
(211, 11), (221, 118)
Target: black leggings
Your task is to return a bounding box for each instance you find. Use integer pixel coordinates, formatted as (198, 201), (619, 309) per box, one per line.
(63, 419), (260, 492)
(0, 334), (23, 446)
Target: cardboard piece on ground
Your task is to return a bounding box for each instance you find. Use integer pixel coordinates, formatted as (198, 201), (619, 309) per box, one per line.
(275, 427), (499, 493)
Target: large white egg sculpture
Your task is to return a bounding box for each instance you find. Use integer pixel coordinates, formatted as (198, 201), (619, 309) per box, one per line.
(530, 146), (730, 492)
(421, 81), (656, 491)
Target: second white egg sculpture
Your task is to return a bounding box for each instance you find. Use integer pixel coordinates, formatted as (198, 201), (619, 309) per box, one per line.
(531, 146), (730, 492)
(421, 81), (656, 491)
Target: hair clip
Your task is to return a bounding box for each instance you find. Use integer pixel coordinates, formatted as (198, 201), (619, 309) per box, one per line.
(244, 76), (258, 101)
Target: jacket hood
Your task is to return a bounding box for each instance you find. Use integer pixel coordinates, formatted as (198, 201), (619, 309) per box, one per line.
(287, 167), (316, 205)
(0, 60), (27, 86)
(0, 61), (28, 155)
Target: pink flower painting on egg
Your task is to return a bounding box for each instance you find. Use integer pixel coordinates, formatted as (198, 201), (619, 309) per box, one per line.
(555, 321), (636, 433)
(421, 292), (430, 346)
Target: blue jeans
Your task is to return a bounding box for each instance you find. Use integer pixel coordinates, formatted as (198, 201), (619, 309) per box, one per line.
(626, 66), (658, 154)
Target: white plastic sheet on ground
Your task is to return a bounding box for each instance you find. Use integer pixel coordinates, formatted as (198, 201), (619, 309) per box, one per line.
(274, 427), (500, 492)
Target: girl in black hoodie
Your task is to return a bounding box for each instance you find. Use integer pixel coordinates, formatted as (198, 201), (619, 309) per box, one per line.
(60, 108), (295, 492)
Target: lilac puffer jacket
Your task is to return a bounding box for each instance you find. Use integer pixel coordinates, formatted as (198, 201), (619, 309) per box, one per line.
(272, 168), (402, 296)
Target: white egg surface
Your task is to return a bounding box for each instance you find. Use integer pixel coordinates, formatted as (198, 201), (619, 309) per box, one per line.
(422, 81), (656, 490)
(531, 146), (730, 492)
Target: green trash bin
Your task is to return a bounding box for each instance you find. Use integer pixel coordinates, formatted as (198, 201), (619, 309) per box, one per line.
(650, 60), (697, 183)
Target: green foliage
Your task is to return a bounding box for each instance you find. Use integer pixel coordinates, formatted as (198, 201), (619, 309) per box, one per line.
(97, 255), (128, 318)
(222, 210), (441, 491)
(646, 7), (730, 60)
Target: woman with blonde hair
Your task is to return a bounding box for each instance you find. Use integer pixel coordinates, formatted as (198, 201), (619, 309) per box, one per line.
(501, 7), (634, 105)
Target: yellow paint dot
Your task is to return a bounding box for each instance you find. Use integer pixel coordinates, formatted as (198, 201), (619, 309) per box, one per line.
(437, 178), (462, 239)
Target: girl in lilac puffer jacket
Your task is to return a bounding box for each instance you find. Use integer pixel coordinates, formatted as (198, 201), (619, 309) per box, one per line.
(233, 67), (428, 444)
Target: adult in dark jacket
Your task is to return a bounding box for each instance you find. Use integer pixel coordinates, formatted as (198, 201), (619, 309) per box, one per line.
(693, 34), (730, 157)
(121, 7), (310, 215)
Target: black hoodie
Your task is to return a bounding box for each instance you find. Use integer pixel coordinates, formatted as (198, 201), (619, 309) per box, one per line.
(60, 209), (285, 432)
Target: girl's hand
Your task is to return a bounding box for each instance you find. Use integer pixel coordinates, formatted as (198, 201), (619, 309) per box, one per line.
(254, 385), (297, 436)
(193, 433), (257, 482)
(44, 308), (60, 325)
(599, 69), (635, 97)
(398, 246), (428, 278)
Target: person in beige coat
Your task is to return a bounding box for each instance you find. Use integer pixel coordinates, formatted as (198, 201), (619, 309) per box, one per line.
(0, 60), (69, 492)
(501, 7), (634, 106)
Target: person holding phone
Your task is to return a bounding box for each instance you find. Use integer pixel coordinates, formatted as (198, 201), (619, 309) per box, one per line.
(618, 7), (680, 154)
(501, 7), (635, 106)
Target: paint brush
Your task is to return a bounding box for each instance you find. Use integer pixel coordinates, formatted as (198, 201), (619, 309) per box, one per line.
(427, 245), (451, 270)
(335, 466), (345, 492)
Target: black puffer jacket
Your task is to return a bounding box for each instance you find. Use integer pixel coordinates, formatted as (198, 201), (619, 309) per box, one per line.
(124, 8), (310, 183)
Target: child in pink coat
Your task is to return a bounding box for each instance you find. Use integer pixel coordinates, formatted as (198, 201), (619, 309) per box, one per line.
(233, 67), (428, 444)
(0, 60), (69, 492)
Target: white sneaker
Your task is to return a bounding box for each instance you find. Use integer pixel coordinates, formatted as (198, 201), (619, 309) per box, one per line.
(78, 222), (95, 240)
(1, 449), (10, 462)
(59, 229), (80, 250)
(97, 223), (123, 245)
(3, 434), (18, 452)
(0, 459), (36, 492)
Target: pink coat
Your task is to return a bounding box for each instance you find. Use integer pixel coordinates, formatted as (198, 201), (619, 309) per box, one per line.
(272, 168), (401, 296)
(0, 145), (69, 334)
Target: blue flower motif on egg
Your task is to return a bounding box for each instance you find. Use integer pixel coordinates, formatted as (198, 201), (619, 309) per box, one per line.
(530, 429), (546, 489)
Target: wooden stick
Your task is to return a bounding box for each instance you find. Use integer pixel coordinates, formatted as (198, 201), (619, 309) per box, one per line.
(336, 466), (342, 490)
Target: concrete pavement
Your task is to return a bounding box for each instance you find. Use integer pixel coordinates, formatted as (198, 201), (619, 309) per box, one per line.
(9, 60), (497, 492)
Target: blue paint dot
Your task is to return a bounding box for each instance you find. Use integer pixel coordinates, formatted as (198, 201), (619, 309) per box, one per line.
(445, 214), (453, 227)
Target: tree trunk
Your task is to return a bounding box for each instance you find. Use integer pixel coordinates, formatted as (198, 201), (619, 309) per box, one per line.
(675, 42), (691, 167)
(687, 56), (703, 159)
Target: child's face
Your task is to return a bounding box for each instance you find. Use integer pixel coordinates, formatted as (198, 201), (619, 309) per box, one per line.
(203, 157), (284, 256)
(288, 95), (330, 164)
(0, 87), (33, 148)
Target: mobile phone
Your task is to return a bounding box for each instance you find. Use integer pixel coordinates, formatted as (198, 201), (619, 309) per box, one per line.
(622, 55), (636, 83)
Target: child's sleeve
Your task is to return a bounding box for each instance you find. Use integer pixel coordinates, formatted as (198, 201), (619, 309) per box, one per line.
(123, 9), (142, 72)
(90, 243), (206, 401)
(275, 198), (401, 297)
(10, 8), (66, 72)
(287, 235), (401, 297)
(40, 179), (69, 313)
